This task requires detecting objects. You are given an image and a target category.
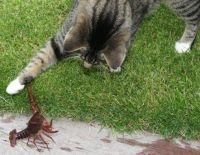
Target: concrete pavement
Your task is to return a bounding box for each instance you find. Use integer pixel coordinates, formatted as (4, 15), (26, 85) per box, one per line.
(1, 113), (200, 155)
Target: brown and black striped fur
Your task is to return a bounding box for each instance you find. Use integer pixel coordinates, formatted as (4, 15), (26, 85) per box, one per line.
(6, 0), (200, 94)
(63, 0), (132, 71)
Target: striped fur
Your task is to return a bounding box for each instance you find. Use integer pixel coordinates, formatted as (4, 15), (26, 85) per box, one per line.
(6, 0), (200, 95)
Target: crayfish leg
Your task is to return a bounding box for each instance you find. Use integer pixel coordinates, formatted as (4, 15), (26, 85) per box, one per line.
(42, 131), (55, 143)
(27, 136), (30, 145)
(32, 135), (42, 151)
(38, 134), (50, 151)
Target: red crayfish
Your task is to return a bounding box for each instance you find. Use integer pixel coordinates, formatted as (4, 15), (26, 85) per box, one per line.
(9, 85), (58, 151)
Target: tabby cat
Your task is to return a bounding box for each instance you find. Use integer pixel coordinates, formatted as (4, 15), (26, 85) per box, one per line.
(6, 0), (200, 95)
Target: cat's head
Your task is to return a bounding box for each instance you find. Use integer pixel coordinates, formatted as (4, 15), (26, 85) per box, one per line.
(63, 25), (104, 68)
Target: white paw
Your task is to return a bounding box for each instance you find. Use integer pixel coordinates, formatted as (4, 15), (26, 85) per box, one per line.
(6, 77), (25, 95)
(110, 67), (121, 73)
(175, 41), (191, 53)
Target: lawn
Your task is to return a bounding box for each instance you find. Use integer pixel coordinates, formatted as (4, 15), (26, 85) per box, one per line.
(0, 1), (200, 139)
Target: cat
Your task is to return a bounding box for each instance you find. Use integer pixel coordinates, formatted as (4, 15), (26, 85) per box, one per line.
(6, 0), (200, 95)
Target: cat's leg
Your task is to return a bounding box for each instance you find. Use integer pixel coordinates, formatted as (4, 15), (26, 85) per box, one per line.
(6, 0), (80, 95)
(170, 0), (200, 53)
(6, 0), (79, 95)
(6, 39), (63, 95)
(175, 24), (198, 53)
(103, 45), (127, 73)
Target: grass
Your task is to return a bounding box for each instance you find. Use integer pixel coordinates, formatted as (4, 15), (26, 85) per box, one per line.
(0, 1), (200, 139)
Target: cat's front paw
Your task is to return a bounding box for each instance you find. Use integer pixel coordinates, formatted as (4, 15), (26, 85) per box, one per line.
(6, 77), (25, 95)
(175, 41), (191, 53)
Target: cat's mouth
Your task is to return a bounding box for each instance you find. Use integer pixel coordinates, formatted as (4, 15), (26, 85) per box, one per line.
(81, 54), (100, 68)
(80, 52), (106, 68)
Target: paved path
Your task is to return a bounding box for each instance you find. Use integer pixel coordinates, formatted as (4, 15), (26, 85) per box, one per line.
(1, 114), (200, 155)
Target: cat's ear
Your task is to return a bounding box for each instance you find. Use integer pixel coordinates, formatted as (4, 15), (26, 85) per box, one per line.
(64, 12), (90, 52)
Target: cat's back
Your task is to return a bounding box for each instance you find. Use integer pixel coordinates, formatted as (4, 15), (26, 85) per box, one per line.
(75, 0), (133, 31)
(77, 0), (132, 17)
(163, 0), (200, 23)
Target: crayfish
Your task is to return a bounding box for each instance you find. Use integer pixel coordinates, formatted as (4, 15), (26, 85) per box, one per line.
(9, 85), (58, 151)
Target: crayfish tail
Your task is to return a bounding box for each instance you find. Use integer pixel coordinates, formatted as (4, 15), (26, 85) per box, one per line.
(9, 129), (17, 147)
(16, 128), (30, 140)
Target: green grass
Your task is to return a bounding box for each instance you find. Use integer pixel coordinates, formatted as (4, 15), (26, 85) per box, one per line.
(1, 1), (200, 139)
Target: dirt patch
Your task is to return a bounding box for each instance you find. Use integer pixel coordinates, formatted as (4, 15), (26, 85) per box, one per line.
(1, 116), (15, 123)
(117, 138), (148, 147)
(60, 147), (73, 152)
(75, 147), (85, 150)
(74, 142), (80, 145)
(117, 138), (200, 155)
(139, 139), (200, 155)
(100, 138), (112, 143)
